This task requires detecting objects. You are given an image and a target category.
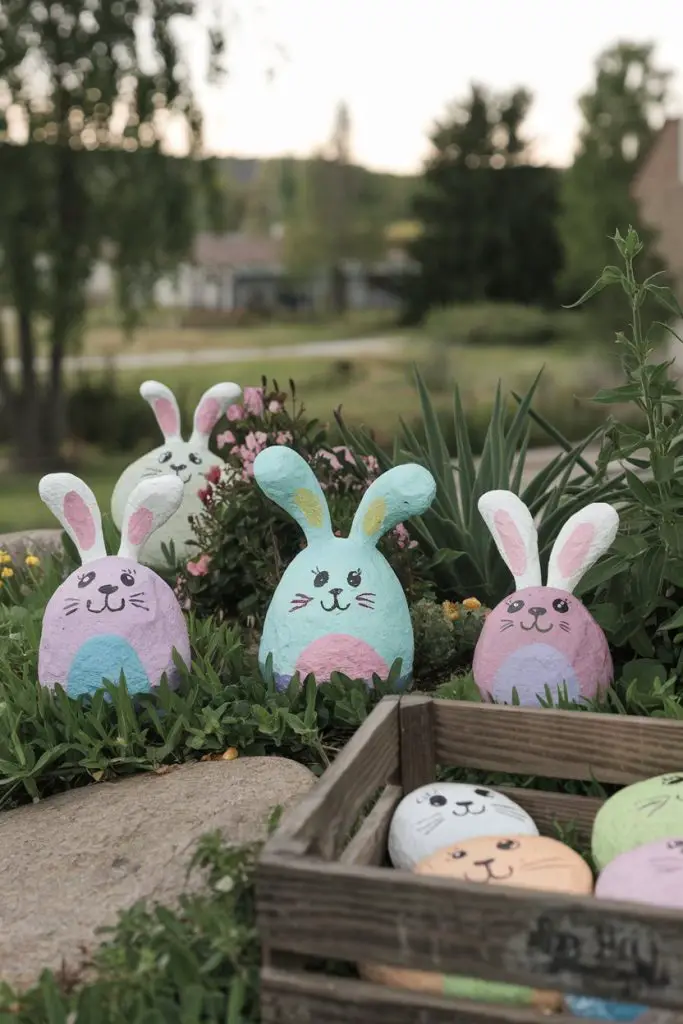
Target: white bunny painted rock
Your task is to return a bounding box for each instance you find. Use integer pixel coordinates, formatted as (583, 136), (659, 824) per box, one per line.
(111, 379), (241, 567)
(388, 782), (539, 869)
(39, 473), (191, 698)
(253, 445), (436, 689)
(473, 490), (619, 706)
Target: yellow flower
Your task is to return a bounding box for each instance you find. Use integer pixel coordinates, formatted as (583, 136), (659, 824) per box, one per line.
(462, 597), (481, 611)
(221, 747), (239, 761)
(0, 551), (11, 565)
(1, 567), (14, 579)
(442, 600), (460, 622)
(24, 554), (40, 568)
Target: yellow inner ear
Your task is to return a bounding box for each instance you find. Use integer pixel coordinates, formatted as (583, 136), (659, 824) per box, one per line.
(363, 496), (386, 537)
(294, 487), (324, 528)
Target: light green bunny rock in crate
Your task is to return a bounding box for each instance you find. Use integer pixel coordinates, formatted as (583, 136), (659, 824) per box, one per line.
(111, 379), (241, 568)
(592, 772), (683, 871)
(253, 445), (436, 690)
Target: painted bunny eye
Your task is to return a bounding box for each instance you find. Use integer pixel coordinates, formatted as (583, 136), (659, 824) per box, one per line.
(666, 840), (683, 849)
(507, 599), (525, 613)
(429, 794), (447, 807)
(450, 849), (467, 860)
(120, 571), (136, 587)
(347, 569), (362, 588)
(496, 839), (519, 851)
(313, 570), (329, 588)
(77, 571), (96, 589)
(664, 776), (683, 786)
(474, 788), (490, 797)
(552, 598), (569, 613)
(189, 453), (202, 465)
(159, 450), (173, 464)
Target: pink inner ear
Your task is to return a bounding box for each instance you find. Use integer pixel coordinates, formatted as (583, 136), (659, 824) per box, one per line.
(195, 397), (221, 435)
(493, 509), (527, 577)
(128, 507), (154, 547)
(154, 397), (179, 437)
(63, 491), (96, 551)
(557, 522), (595, 578)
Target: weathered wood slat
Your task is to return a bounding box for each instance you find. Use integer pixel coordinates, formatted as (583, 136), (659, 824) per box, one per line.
(399, 693), (436, 792)
(340, 784), (402, 866)
(498, 787), (603, 845)
(257, 856), (683, 1009)
(434, 701), (683, 783)
(259, 968), (581, 1024)
(264, 695), (400, 861)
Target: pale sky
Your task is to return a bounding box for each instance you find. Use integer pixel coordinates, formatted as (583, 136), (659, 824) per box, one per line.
(182, 0), (683, 174)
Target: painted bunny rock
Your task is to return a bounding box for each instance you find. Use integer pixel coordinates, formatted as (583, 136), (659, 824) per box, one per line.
(254, 445), (436, 689)
(38, 472), (191, 698)
(473, 490), (619, 706)
(111, 379), (241, 567)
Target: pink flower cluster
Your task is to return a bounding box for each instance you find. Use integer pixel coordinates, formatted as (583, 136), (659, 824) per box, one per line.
(393, 522), (418, 550)
(224, 385), (282, 425)
(217, 428), (293, 481)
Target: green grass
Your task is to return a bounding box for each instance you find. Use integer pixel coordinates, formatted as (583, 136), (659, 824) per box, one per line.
(0, 341), (616, 534)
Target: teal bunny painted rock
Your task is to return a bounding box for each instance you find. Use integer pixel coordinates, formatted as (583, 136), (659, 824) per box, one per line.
(253, 446), (436, 689)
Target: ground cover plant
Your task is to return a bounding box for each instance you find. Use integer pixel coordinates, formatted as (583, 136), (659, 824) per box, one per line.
(4, 230), (683, 1021)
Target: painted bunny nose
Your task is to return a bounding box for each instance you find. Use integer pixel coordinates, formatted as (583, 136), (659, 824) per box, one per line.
(529, 606), (547, 618)
(455, 800), (473, 808)
(170, 463), (187, 473)
(98, 584), (119, 595)
(473, 857), (494, 867)
(330, 587), (343, 597)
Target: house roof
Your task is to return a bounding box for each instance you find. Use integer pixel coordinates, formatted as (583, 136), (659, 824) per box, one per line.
(192, 232), (282, 268)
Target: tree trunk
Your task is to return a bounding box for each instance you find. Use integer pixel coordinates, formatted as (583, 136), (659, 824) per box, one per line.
(330, 263), (347, 315)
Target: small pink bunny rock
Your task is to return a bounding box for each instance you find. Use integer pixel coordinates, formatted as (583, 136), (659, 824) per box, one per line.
(473, 490), (619, 706)
(38, 472), (191, 699)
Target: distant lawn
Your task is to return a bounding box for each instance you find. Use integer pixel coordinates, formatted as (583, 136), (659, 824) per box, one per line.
(5, 309), (400, 360)
(0, 452), (130, 534)
(0, 337), (618, 534)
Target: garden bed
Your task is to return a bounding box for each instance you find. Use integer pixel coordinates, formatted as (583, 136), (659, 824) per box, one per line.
(257, 694), (683, 1023)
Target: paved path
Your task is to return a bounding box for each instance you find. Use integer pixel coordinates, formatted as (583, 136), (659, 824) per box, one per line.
(2, 336), (404, 374)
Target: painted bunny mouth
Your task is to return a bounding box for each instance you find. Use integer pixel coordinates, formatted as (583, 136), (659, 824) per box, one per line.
(465, 862), (514, 883)
(86, 596), (126, 614)
(520, 621), (554, 634)
(321, 595), (351, 612)
(174, 471), (192, 485)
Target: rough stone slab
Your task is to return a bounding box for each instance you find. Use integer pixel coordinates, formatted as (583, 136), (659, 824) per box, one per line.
(0, 756), (314, 990)
(0, 528), (64, 561)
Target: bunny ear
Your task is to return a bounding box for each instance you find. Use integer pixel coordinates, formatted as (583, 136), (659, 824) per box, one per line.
(140, 380), (182, 441)
(118, 475), (185, 561)
(189, 382), (242, 446)
(546, 503), (619, 594)
(478, 490), (542, 589)
(253, 445), (332, 544)
(38, 473), (107, 565)
(349, 465), (436, 547)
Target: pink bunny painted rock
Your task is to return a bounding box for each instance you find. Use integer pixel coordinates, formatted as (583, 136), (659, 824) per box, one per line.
(473, 490), (618, 706)
(38, 472), (191, 698)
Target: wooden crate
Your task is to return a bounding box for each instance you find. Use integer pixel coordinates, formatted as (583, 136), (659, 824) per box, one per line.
(256, 693), (683, 1023)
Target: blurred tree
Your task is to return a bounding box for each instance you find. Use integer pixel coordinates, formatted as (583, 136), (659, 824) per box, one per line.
(0, 0), (227, 470)
(559, 41), (671, 301)
(282, 102), (386, 313)
(402, 84), (563, 322)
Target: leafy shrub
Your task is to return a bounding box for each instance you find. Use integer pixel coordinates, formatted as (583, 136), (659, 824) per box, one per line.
(337, 369), (626, 607)
(177, 379), (434, 624)
(422, 302), (598, 348)
(411, 597), (488, 688)
(568, 228), (683, 685)
(66, 372), (185, 454)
